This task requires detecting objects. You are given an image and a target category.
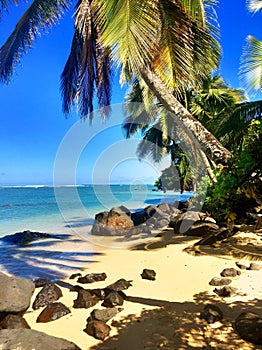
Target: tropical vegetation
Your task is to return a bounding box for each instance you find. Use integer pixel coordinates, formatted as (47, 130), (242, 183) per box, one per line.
(0, 0), (261, 224)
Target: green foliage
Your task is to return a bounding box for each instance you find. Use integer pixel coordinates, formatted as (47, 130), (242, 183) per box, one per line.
(204, 119), (262, 223)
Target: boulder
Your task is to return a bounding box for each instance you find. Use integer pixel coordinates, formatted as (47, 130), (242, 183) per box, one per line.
(209, 277), (232, 286)
(110, 206), (131, 217)
(194, 226), (235, 246)
(1, 230), (51, 245)
(0, 273), (35, 314)
(248, 263), (262, 271)
(220, 268), (240, 277)
(131, 211), (149, 226)
(77, 272), (107, 284)
(34, 278), (52, 288)
(169, 211), (201, 233)
(102, 292), (124, 307)
(0, 315), (30, 329)
(182, 221), (219, 237)
(0, 329), (81, 350)
(235, 312), (262, 345)
(32, 283), (62, 310)
(107, 208), (134, 229)
(105, 279), (132, 292)
(84, 320), (111, 340)
(90, 308), (120, 322)
(200, 304), (223, 323)
(141, 269), (156, 281)
(37, 302), (71, 323)
(213, 286), (237, 297)
(73, 289), (99, 309)
(157, 203), (171, 215)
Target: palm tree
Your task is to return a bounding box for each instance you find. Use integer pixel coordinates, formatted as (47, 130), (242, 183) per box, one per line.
(0, 0), (232, 163)
(240, 0), (262, 91)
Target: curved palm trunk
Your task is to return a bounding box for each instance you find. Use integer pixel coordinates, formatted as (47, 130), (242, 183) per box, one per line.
(140, 67), (232, 164)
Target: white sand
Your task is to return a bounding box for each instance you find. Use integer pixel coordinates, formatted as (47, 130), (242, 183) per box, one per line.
(23, 228), (262, 350)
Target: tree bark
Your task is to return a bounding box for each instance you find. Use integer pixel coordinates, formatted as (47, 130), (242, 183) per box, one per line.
(140, 67), (232, 164)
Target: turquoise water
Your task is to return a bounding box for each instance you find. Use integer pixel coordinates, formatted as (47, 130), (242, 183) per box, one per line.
(0, 185), (192, 237)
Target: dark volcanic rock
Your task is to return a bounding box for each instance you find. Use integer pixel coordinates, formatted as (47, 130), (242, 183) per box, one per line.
(69, 285), (84, 292)
(110, 206), (131, 217)
(73, 289), (99, 309)
(141, 269), (156, 281)
(248, 263), (262, 271)
(0, 315), (30, 329)
(131, 210), (149, 226)
(169, 211), (200, 233)
(88, 289), (106, 300)
(1, 230), (51, 245)
(213, 286), (237, 297)
(90, 308), (120, 322)
(37, 302), (71, 323)
(183, 221), (219, 237)
(105, 279), (132, 292)
(77, 272), (107, 284)
(209, 277), (232, 286)
(102, 292), (124, 307)
(235, 312), (262, 345)
(195, 226), (235, 246)
(0, 329), (81, 350)
(69, 273), (82, 280)
(235, 262), (248, 270)
(34, 278), (52, 288)
(0, 273), (35, 314)
(220, 268), (240, 277)
(84, 320), (111, 340)
(32, 283), (62, 310)
(200, 304), (223, 323)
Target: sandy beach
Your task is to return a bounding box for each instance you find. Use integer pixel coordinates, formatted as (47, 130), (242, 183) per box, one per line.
(20, 227), (262, 350)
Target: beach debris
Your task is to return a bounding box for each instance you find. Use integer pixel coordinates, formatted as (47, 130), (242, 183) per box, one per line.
(105, 278), (132, 292)
(235, 312), (262, 345)
(84, 320), (111, 340)
(34, 278), (51, 288)
(235, 262), (248, 270)
(32, 283), (62, 310)
(200, 304), (223, 323)
(77, 272), (107, 284)
(73, 289), (99, 309)
(0, 314), (30, 329)
(36, 302), (71, 323)
(0, 272), (35, 314)
(209, 277), (232, 286)
(220, 268), (240, 277)
(102, 291), (124, 307)
(213, 286), (237, 297)
(141, 269), (156, 281)
(0, 329), (81, 350)
(90, 307), (121, 323)
(248, 262), (262, 271)
(69, 273), (82, 280)
(0, 230), (51, 245)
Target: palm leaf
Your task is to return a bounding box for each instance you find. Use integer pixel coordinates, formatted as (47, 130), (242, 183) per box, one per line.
(248, 0), (262, 12)
(240, 35), (262, 91)
(0, 0), (72, 83)
(0, 0), (20, 20)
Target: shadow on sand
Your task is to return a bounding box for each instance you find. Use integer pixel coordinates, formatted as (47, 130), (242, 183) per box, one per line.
(0, 235), (104, 281)
(90, 291), (262, 350)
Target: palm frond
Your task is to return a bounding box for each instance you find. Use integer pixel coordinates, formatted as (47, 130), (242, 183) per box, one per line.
(137, 125), (165, 162)
(61, 0), (112, 120)
(248, 0), (262, 12)
(0, 0), (72, 83)
(240, 35), (262, 91)
(0, 0), (20, 20)
(96, 0), (160, 81)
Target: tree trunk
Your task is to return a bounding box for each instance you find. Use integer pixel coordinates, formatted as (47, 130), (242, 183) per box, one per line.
(140, 67), (232, 164)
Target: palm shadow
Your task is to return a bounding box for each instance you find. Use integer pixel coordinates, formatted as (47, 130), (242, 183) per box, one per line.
(90, 291), (262, 350)
(0, 234), (104, 280)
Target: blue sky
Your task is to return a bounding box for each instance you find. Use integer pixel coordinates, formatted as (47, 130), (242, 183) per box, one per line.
(0, 0), (261, 185)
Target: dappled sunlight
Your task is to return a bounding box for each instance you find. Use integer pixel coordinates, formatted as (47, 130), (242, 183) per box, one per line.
(90, 292), (262, 350)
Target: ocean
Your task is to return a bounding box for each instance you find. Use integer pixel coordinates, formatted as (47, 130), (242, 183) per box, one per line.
(0, 184), (192, 237)
(0, 185), (192, 280)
